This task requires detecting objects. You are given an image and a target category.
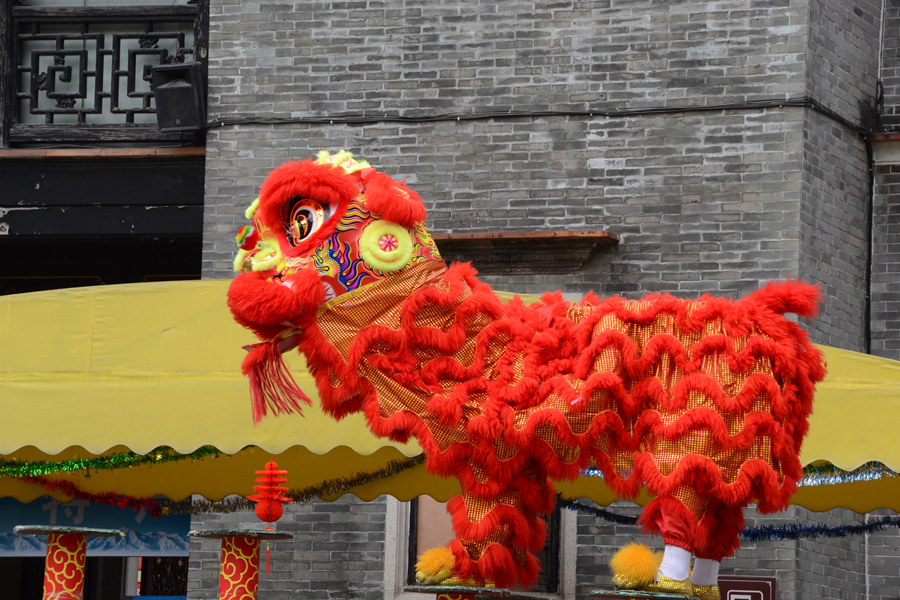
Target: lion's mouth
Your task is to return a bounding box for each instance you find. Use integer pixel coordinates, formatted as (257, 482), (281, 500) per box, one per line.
(246, 240), (281, 272)
(321, 280), (337, 302)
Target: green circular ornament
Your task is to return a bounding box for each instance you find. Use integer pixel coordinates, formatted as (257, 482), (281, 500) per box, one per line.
(359, 220), (414, 272)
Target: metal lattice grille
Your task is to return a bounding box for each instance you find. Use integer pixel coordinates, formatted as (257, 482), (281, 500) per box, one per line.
(1, 3), (209, 145)
(16, 18), (191, 124)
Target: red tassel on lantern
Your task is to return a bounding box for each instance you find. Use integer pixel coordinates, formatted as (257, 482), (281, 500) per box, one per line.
(263, 526), (274, 574)
(248, 461), (292, 575)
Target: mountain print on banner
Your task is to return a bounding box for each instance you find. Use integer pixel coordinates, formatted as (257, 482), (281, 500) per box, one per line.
(0, 528), (189, 557)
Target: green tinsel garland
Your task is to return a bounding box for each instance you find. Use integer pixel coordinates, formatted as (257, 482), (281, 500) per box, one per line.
(0, 446), (223, 478)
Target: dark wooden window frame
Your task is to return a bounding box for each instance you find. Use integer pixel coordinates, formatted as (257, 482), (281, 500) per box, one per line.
(0, 0), (209, 147)
(406, 498), (562, 594)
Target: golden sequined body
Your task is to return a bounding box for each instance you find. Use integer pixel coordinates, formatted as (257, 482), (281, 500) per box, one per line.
(300, 259), (823, 588)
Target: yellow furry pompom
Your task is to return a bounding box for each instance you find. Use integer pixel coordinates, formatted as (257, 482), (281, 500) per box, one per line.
(415, 546), (456, 585)
(609, 543), (662, 588)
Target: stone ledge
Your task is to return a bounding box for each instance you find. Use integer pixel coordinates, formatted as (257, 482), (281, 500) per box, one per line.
(0, 147), (206, 159)
(431, 230), (619, 275)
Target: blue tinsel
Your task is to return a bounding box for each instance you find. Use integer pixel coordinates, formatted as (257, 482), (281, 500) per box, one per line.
(582, 462), (898, 488)
(557, 497), (900, 542)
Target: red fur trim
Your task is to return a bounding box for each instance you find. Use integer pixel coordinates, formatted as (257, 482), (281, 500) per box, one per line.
(228, 269), (325, 342)
(242, 339), (312, 422)
(746, 280), (822, 319)
(449, 539), (540, 589)
(446, 496), (547, 552)
(228, 271), (303, 327)
(257, 159), (360, 257)
(361, 170), (427, 227)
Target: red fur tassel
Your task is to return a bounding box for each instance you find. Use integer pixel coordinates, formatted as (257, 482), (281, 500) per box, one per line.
(242, 334), (311, 423)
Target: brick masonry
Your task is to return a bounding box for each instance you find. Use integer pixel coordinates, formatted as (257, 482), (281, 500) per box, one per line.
(195, 0), (899, 598)
(189, 496), (387, 600)
(798, 0), (879, 352)
(799, 109), (870, 352)
(880, 0), (900, 126)
(872, 164), (900, 360)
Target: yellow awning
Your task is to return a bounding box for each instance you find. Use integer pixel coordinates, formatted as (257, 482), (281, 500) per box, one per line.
(1, 281), (899, 511)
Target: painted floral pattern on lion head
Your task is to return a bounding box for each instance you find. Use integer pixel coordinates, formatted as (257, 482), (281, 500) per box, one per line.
(229, 150), (441, 342)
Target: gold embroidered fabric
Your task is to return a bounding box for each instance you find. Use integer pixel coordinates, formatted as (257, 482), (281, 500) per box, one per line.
(317, 259), (450, 360)
(314, 264), (809, 562)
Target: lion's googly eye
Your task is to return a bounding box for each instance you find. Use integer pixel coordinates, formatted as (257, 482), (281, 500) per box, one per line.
(285, 199), (328, 247)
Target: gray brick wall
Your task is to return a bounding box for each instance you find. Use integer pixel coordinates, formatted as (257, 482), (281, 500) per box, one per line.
(865, 509), (900, 600)
(872, 164), (900, 360)
(881, 0), (900, 126)
(797, 0), (879, 351)
(188, 497), (387, 600)
(205, 0), (808, 122)
(806, 0), (881, 128)
(794, 507), (868, 600)
(799, 110), (870, 351)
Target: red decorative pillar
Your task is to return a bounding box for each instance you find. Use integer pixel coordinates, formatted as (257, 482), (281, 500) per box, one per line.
(220, 535), (261, 599)
(14, 526), (124, 600)
(43, 533), (85, 600)
(189, 529), (292, 600)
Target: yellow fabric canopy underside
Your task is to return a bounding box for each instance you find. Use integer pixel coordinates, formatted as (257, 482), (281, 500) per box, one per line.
(1, 281), (899, 512)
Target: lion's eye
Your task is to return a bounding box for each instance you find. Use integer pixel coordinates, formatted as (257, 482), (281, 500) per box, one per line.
(285, 199), (326, 247)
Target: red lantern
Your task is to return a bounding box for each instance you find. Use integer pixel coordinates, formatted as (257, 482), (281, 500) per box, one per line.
(248, 461), (292, 575)
(254, 498), (284, 523)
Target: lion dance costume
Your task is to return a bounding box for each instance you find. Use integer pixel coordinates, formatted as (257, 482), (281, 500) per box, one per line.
(227, 151), (826, 596)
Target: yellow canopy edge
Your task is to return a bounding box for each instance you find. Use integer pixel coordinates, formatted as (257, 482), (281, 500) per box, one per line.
(0, 281), (420, 457)
(2, 281), (900, 512)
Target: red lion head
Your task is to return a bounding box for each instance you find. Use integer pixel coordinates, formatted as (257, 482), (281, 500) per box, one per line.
(227, 151), (441, 419)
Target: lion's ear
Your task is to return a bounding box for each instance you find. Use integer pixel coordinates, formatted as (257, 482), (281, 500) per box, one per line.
(361, 170), (427, 227)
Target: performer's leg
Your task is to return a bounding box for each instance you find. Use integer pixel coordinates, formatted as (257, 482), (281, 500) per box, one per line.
(691, 501), (744, 562)
(691, 556), (720, 600)
(686, 501), (744, 600)
(657, 545), (691, 580)
(637, 485), (711, 594)
(690, 557), (719, 585)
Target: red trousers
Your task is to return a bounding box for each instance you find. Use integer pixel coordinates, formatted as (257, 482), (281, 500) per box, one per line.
(638, 485), (745, 562)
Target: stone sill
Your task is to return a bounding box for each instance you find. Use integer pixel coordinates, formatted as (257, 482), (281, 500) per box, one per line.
(431, 230), (619, 275)
(0, 147), (206, 159)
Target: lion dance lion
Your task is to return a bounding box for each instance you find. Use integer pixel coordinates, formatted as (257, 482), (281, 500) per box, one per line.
(227, 151), (826, 598)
